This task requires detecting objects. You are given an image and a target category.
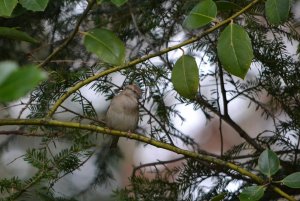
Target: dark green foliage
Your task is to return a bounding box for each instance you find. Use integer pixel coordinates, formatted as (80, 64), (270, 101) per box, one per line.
(0, 0), (300, 200)
(114, 176), (180, 201)
(0, 177), (22, 194)
(24, 148), (49, 169)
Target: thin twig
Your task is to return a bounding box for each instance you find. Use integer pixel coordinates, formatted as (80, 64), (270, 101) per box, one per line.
(218, 64), (229, 117)
(195, 95), (263, 151)
(129, 3), (172, 70)
(59, 105), (105, 125)
(140, 103), (175, 146)
(0, 130), (44, 137)
(6, 154), (26, 165)
(218, 63), (229, 156)
(132, 156), (186, 177)
(215, 66), (224, 156)
(38, 0), (97, 68)
(17, 95), (36, 119)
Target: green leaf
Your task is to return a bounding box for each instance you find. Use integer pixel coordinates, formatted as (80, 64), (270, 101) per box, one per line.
(19, 0), (49, 12)
(171, 55), (199, 99)
(210, 192), (227, 201)
(83, 28), (126, 65)
(0, 61), (18, 85)
(239, 186), (265, 201)
(183, 0), (217, 29)
(0, 27), (39, 43)
(111, 0), (128, 7)
(217, 23), (253, 79)
(0, 0), (18, 16)
(282, 172), (300, 188)
(0, 65), (47, 102)
(265, 0), (291, 25)
(258, 149), (280, 177)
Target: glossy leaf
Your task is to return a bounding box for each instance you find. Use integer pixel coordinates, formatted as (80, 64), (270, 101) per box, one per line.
(111, 0), (127, 7)
(282, 172), (300, 188)
(217, 23), (253, 79)
(19, 0), (49, 12)
(258, 149), (280, 177)
(0, 0), (18, 16)
(83, 28), (126, 65)
(0, 27), (39, 43)
(0, 65), (47, 102)
(239, 186), (265, 201)
(0, 61), (18, 85)
(265, 0), (291, 25)
(171, 55), (199, 99)
(210, 192), (227, 201)
(183, 0), (217, 29)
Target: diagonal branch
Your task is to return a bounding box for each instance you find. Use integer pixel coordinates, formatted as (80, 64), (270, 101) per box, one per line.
(46, 0), (261, 117)
(195, 95), (263, 151)
(38, 0), (97, 68)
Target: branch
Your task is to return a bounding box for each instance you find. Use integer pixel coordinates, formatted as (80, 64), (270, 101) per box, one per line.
(132, 156), (186, 177)
(38, 0), (97, 68)
(218, 64), (229, 117)
(139, 102), (175, 146)
(46, 0), (261, 117)
(215, 66), (224, 156)
(195, 95), (263, 151)
(59, 105), (105, 125)
(0, 130), (39, 136)
(8, 170), (45, 200)
(0, 118), (296, 201)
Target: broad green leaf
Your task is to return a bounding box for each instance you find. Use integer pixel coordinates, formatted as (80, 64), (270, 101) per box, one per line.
(0, 65), (47, 102)
(83, 28), (126, 65)
(0, 27), (39, 43)
(0, 61), (18, 85)
(171, 55), (199, 99)
(239, 186), (265, 201)
(258, 149), (280, 177)
(217, 23), (253, 79)
(265, 0), (291, 25)
(0, 0), (18, 16)
(282, 172), (300, 188)
(183, 0), (217, 29)
(111, 0), (127, 7)
(210, 192), (227, 201)
(19, 0), (49, 12)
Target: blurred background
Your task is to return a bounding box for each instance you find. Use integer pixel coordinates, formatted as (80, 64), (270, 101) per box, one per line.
(0, 0), (300, 200)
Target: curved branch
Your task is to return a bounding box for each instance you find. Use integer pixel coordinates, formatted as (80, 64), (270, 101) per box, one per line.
(0, 118), (296, 201)
(46, 0), (261, 117)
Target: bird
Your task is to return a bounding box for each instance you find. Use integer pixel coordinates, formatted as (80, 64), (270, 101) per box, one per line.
(106, 84), (142, 148)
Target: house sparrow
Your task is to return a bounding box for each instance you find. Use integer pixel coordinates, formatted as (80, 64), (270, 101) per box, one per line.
(106, 84), (142, 148)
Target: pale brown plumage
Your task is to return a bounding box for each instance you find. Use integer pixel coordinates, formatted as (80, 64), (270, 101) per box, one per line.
(106, 84), (142, 148)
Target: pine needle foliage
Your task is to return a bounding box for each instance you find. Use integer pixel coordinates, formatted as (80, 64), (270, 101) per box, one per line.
(0, 0), (300, 200)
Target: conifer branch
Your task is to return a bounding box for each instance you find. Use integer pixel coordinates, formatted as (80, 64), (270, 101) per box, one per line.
(0, 117), (296, 201)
